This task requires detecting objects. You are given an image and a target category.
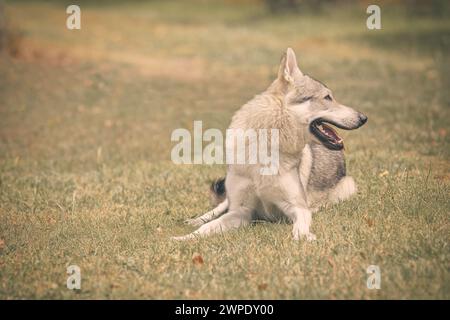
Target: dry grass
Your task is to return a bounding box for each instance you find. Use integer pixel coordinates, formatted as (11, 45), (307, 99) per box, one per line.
(0, 0), (449, 299)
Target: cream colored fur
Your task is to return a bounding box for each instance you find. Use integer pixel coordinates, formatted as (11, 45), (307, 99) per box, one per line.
(173, 48), (366, 241)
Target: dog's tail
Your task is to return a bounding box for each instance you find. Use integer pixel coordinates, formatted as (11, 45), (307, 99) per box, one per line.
(210, 177), (226, 205)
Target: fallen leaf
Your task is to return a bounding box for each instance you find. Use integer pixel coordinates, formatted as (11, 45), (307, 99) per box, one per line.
(0, 239), (4, 250)
(47, 217), (56, 225)
(257, 283), (268, 290)
(327, 257), (335, 268)
(379, 170), (389, 177)
(110, 283), (120, 289)
(184, 289), (200, 298)
(192, 253), (204, 265)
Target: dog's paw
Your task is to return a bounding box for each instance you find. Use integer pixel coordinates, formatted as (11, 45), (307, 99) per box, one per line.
(304, 232), (316, 242)
(293, 231), (316, 242)
(184, 218), (204, 227)
(292, 223), (316, 241)
(171, 233), (196, 241)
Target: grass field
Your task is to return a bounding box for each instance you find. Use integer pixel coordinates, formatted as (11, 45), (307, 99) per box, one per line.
(0, 0), (449, 299)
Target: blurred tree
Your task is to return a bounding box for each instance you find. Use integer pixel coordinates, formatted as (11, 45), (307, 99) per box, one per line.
(405, 0), (449, 17)
(0, 2), (22, 56)
(264, 0), (340, 14)
(265, 0), (299, 13)
(0, 2), (5, 51)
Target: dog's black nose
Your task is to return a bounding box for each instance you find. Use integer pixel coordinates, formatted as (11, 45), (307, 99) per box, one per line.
(359, 114), (368, 125)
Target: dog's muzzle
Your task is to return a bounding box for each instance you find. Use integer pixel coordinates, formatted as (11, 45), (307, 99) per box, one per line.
(309, 113), (367, 150)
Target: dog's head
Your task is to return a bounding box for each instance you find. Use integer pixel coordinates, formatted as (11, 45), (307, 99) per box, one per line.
(274, 48), (367, 150)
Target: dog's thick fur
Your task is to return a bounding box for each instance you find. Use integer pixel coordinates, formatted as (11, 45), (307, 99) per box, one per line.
(174, 48), (367, 241)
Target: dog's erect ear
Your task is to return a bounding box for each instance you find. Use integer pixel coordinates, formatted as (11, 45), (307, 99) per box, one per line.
(278, 48), (303, 83)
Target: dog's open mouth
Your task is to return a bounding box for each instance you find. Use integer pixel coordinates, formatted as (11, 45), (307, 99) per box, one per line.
(310, 119), (344, 150)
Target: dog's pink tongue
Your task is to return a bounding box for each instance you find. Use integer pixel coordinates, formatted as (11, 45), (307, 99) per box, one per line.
(321, 123), (342, 142)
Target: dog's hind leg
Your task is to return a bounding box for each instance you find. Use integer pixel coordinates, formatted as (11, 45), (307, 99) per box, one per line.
(172, 207), (252, 241)
(328, 176), (357, 203)
(185, 199), (229, 227)
(173, 173), (255, 240)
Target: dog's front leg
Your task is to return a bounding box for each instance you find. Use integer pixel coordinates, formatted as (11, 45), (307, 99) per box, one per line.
(290, 207), (316, 241)
(275, 171), (316, 241)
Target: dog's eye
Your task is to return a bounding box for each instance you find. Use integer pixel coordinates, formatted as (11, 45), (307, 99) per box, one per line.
(324, 95), (332, 101)
(296, 96), (312, 104)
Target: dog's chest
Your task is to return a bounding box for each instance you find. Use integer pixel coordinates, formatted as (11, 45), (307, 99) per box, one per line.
(303, 143), (346, 192)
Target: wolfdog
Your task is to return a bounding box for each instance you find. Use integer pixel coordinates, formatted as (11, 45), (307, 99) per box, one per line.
(174, 48), (367, 241)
